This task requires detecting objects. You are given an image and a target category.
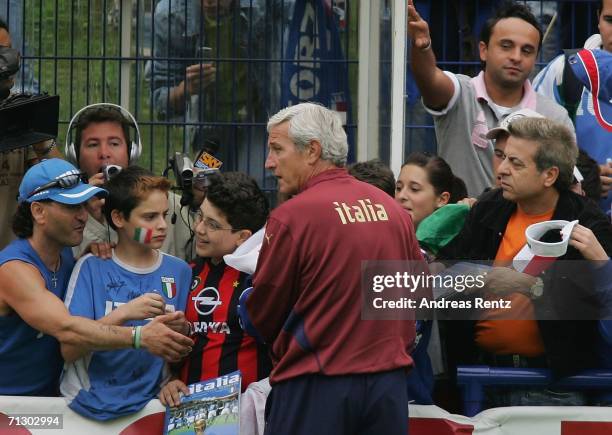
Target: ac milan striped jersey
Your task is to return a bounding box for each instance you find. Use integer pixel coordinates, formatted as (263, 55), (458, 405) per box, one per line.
(181, 258), (271, 390)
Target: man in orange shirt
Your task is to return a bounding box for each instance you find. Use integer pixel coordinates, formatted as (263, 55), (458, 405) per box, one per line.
(439, 116), (612, 407)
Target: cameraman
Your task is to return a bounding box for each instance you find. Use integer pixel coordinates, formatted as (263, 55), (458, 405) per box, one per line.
(66, 104), (194, 261)
(0, 18), (60, 249)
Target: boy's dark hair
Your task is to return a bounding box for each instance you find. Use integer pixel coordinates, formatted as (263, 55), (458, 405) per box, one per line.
(403, 152), (468, 203)
(576, 149), (602, 202)
(103, 166), (171, 230)
(0, 17), (8, 33)
(348, 159), (396, 198)
(74, 106), (132, 161)
(12, 201), (34, 238)
(205, 172), (269, 234)
(480, 1), (543, 49)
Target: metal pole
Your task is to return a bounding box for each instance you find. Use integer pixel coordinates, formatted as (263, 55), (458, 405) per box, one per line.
(120, 0), (132, 109)
(389, 0), (406, 176)
(357, 0), (381, 162)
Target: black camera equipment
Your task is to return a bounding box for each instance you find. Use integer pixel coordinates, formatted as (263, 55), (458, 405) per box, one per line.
(193, 167), (220, 190)
(0, 46), (60, 152)
(0, 93), (60, 153)
(164, 152), (195, 208)
(101, 164), (122, 181)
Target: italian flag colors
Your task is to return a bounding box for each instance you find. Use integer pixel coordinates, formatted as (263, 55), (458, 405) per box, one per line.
(161, 277), (176, 299)
(134, 227), (154, 244)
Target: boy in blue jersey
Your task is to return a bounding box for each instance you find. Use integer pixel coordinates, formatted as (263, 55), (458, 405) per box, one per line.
(61, 166), (192, 420)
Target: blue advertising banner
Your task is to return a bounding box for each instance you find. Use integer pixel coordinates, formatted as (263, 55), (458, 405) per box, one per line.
(281, 0), (353, 158)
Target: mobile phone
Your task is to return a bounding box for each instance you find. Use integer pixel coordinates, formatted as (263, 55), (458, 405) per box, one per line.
(197, 46), (213, 60)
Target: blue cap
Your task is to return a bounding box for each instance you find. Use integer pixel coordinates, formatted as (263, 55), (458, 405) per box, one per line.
(569, 49), (612, 131)
(18, 158), (107, 204)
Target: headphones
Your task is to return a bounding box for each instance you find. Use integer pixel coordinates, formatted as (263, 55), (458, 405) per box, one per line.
(64, 102), (142, 166)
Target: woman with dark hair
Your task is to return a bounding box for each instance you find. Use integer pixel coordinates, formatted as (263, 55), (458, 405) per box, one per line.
(394, 152), (469, 407)
(395, 151), (467, 229)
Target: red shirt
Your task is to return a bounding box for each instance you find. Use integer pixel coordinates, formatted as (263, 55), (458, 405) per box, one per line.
(247, 169), (422, 384)
(181, 259), (271, 390)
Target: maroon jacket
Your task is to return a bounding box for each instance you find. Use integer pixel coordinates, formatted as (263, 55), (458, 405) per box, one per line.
(247, 168), (422, 384)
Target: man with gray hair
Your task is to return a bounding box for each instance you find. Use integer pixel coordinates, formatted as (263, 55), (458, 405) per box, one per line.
(238, 103), (423, 434)
(439, 117), (611, 406)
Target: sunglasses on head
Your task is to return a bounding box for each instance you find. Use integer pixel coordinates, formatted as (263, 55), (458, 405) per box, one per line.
(27, 170), (84, 199)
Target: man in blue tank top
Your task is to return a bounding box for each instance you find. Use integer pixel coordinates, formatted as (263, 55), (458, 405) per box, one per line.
(0, 159), (193, 396)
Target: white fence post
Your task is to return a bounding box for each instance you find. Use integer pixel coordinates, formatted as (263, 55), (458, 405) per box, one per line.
(389, 0), (407, 176)
(357, 0), (381, 162)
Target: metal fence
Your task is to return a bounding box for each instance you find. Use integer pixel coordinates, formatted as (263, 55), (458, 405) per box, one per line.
(1, 0), (601, 184)
(2, 0), (358, 191)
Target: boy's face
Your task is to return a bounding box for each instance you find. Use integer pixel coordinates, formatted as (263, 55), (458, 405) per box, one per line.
(114, 189), (169, 249)
(194, 198), (245, 261)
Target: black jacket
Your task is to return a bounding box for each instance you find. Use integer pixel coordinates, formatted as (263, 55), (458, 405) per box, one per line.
(439, 188), (612, 378)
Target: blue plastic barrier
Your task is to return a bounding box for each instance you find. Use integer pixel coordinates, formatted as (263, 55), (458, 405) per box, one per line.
(457, 365), (612, 416)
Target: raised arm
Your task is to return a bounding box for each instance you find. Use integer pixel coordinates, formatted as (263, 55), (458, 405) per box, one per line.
(407, 0), (455, 111)
(0, 261), (193, 363)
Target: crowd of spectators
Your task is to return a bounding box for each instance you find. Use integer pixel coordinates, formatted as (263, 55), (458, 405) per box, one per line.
(0, 1), (610, 434)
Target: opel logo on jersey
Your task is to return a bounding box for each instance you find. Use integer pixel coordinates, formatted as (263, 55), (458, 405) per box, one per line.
(193, 286), (222, 316)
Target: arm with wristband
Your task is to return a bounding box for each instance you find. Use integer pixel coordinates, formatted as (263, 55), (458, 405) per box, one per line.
(62, 262), (167, 360)
(40, 259), (193, 361)
(0, 260), (192, 364)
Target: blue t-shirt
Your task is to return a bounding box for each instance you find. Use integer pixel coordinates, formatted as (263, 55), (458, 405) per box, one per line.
(0, 238), (75, 396)
(60, 250), (191, 420)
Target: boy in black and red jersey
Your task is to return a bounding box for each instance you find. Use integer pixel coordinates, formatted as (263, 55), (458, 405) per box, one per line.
(159, 172), (271, 406)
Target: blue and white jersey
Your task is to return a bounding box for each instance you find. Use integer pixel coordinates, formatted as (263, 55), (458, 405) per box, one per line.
(533, 34), (612, 215)
(0, 238), (74, 396)
(60, 250), (191, 421)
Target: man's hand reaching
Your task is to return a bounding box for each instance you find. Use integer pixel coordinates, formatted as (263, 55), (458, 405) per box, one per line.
(140, 312), (193, 363)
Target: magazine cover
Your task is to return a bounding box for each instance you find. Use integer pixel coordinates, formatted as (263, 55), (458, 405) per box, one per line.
(163, 371), (241, 435)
